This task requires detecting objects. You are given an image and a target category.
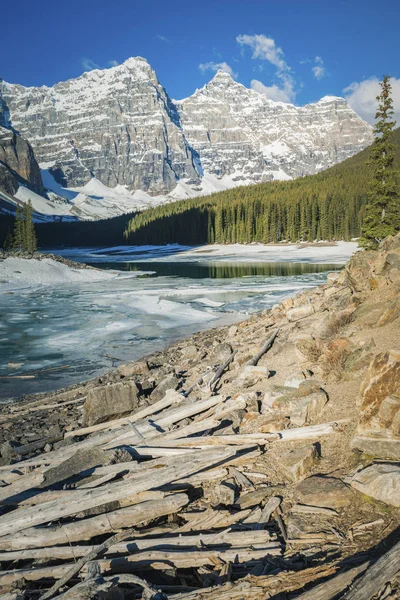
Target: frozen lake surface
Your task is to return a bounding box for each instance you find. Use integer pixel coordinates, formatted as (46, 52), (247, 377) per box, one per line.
(0, 243), (357, 400)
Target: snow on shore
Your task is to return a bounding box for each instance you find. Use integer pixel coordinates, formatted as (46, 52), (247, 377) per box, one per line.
(0, 257), (117, 290)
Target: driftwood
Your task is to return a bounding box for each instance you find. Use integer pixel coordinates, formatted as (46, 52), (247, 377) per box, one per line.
(209, 350), (238, 391)
(0, 494), (188, 550)
(39, 527), (139, 600)
(296, 562), (370, 600)
(247, 328), (279, 366)
(0, 530), (276, 562)
(254, 496), (281, 530)
(341, 540), (400, 600)
(0, 448), (235, 537)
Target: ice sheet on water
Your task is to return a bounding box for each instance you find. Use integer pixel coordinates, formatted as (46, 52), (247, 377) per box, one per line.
(0, 243), (357, 400)
(52, 242), (357, 265)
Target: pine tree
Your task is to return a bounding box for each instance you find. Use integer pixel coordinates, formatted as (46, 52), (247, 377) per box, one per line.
(360, 75), (399, 248)
(12, 201), (37, 252)
(13, 204), (24, 251)
(25, 201), (37, 253)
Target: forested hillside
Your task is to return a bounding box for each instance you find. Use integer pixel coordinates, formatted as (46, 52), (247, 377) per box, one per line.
(1, 129), (399, 249)
(124, 128), (400, 245)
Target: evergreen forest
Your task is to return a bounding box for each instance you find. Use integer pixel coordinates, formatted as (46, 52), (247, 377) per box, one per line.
(124, 128), (400, 246)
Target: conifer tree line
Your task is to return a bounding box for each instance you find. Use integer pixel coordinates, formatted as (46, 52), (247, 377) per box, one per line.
(3, 201), (37, 253)
(124, 130), (399, 246)
(125, 76), (399, 247)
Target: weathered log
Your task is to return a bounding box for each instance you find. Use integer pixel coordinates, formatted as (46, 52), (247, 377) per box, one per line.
(0, 546), (282, 587)
(177, 508), (252, 533)
(254, 496), (281, 530)
(166, 565), (338, 600)
(341, 540), (400, 600)
(295, 562), (370, 600)
(247, 328), (279, 366)
(209, 350), (238, 391)
(57, 574), (160, 600)
(88, 545), (282, 571)
(39, 527), (140, 600)
(0, 530), (276, 562)
(0, 493), (188, 550)
(103, 395), (225, 449)
(0, 448), (235, 537)
(292, 504), (338, 516)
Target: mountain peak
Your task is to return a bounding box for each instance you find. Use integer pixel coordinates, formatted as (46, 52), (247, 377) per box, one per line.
(208, 69), (236, 85)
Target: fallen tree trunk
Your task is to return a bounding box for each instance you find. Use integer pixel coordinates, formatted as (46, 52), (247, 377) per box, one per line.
(0, 493), (189, 550)
(0, 447), (235, 537)
(0, 529), (275, 561)
(341, 540), (400, 600)
(247, 328), (279, 366)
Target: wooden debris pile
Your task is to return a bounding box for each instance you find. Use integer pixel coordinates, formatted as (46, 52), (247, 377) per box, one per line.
(0, 321), (399, 600)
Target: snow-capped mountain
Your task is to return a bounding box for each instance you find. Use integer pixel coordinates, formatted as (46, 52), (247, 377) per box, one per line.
(0, 58), (373, 220)
(176, 71), (373, 183)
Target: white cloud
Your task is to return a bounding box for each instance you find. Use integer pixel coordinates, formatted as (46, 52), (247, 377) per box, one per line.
(237, 33), (296, 103)
(236, 34), (288, 71)
(312, 56), (326, 80)
(81, 58), (100, 72)
(251, 79), (294, 103)
(108, 60), (119, 67)
(344, 76), (400, 125)
(199, 61), (237, 78)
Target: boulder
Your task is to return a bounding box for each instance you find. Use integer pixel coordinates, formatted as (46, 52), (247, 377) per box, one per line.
(352, 352), (400, 458)
(350, 463), (400, 507)
(296, 475), (354, 509)
(344, 251), (376, 293)
(150, 373), (179, 402)
(357, 350), (400, 429)
(209, 479), (237, 506)
(351, 433), (400, 461)
(279, 444), (319, 482)
(378, 297), (400, 327)
(82, 381), (139, 427)
(117, 360), (149, 378)
(180, 345), (199, 360)
(327, 272), (340, 285)
(287, 305), (315, 322)
(235, 365), (270, 388)
(208, 342), (233, 365)
(290, 391), (328, 427)
(240, 412), (288, 434)
(284, 371), (306, 388)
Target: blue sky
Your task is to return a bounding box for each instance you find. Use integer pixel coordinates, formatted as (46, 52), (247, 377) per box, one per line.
(2, 0), (400, 123)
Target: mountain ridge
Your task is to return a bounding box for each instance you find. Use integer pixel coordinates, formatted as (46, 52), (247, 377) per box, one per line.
(0, 56), (373, 220)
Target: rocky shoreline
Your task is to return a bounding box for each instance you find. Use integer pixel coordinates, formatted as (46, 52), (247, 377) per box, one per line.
(0, 236), (399, 599)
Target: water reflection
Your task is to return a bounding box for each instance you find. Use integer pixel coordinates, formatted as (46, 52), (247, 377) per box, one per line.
(88, 261), (342, 279)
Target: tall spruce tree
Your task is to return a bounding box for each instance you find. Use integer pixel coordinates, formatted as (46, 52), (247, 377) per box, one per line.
(24, 201), (37, 253)
(360, 75), (399, 248)
(13, 204), (24, 251)
(12, 201), (37, 253)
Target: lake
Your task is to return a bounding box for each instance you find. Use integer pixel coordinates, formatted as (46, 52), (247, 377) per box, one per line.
(0, 243), (357, 400)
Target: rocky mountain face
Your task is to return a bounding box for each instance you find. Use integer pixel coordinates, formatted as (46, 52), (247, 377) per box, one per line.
(177, 71), (373, 183)
(0, 125), (45, 197)
(0, 59), (198, 195)
(0, 58), (373, 218)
